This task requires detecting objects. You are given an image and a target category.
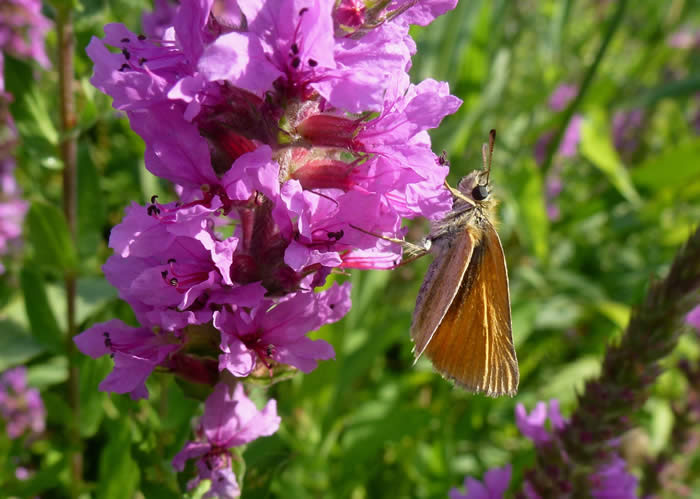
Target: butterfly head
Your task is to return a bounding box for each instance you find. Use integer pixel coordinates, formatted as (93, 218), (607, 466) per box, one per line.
(456, 171), (491, 204)
(455, 129), (496, 206)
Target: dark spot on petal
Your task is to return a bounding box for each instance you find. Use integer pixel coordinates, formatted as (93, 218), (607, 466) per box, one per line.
(119, 64), (130, 72)
(161, 270), (168, 279)
(168, 258), (176, 264)
(121, 37), (130, 43)
(291, 43), (299, 55)
(291, 57), (301, 68)
(308, 58), (317, 67)
(329, 303), (335, 309)
(138, 34), (146, 41)
(299, 7), (308, 15)
(169, 278), (178, 287)
(122, 48), (131, 60)
(138, 57), (147, 65)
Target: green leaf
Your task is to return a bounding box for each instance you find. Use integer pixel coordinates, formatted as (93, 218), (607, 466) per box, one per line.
(632, 139), (700, 189)
(513, 159), (549, 262)
(27, 356), (68, 388)
(76, 276), (118, 324)
(26, 202), (79, 274)
(594, 300), (631, 330)
(5, 458), (65, 497)
(0, 319), (44, 371)
(78, 355), (111, 437)
(98, 420), (140, 499)
(633, 74), (700, 107)
(580, 110), (642, 206)
(17, 87), (59, 146)
(77, 144), (106, 258)
(20, 266), (64, 353)
(540, 356), (601, 404)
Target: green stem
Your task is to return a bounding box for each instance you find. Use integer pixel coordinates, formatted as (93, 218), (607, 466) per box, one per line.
(540, 0), (628, 175)
(57, 6), (81, 496)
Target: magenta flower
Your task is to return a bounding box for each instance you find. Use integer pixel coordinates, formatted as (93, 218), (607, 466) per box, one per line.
(74, 319), (181, 400)
(449, 464), (511, 499)
(0, 367), (45, 439)
(172, 382), (281, 498)
(216, 282), (350, 376)
(83, 0), (462, 489)
(142, 0), (179, 39)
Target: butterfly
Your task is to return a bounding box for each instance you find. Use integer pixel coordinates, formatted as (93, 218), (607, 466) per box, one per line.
(410, 130), (518, 396)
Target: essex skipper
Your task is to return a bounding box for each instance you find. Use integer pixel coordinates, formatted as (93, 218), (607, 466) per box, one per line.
(411, 130), (518, 396)
(350, 130), (518, 396)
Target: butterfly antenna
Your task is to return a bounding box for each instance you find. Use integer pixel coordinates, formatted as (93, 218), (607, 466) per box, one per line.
(485, 129), (496, 184)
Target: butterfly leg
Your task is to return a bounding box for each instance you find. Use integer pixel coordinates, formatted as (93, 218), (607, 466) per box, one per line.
(349, 224), (430, 258)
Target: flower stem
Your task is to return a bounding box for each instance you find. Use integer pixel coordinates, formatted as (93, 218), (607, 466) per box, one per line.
(540, 0), (627, 174)
(57, 6), (81, 496)
(524, 225), (700, 495)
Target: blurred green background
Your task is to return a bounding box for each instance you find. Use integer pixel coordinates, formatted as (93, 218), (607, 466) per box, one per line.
(2, 0), (700, 497)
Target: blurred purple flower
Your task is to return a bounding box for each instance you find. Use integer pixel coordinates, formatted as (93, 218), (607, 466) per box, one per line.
(559, 115), (583, 158)
(0, 0), (51, 68)
(589, 454), (638, 499)
(686, 304), (700, 334)
(449, 464), (511, 499)
(517, 401), (637, 497)
(612, 109), (645, 158)
(533, 115), (583, 165)
(15, 466), (31, 480)
(668, 27), (700, 49)
(515, 399), (567, 446)
(0, 366), (45, 439)
(548, 84), (578, 112)
(173, 382), (280, 498)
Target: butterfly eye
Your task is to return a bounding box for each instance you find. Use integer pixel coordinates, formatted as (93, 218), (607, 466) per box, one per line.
(472, 184), (489, 201)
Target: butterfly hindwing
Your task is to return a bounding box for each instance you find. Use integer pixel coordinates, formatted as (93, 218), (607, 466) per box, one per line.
(423, 221), (518, 396)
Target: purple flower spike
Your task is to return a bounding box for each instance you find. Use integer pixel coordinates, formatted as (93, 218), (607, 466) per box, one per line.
(172, 382), (281, 498)
(0, 367), (45, 439)
(449, 464), (512, 499)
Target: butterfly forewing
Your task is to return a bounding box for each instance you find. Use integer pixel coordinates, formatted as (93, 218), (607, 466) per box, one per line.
(423, 221), (518, 396)
(410, 230), (474, 358)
